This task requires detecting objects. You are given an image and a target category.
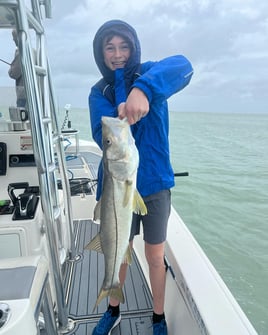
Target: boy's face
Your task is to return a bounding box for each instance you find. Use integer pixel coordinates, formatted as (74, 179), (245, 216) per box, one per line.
(103, 35), (131, 71)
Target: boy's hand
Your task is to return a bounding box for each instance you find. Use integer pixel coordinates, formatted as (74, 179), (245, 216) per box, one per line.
(118, 88), (149, 125)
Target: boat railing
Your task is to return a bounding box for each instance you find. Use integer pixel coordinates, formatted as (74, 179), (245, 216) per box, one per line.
(0, 0), (75, 331)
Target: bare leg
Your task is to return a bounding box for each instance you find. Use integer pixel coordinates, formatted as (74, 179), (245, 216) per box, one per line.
(109, 241), (133, 307)
(109, 240), (166, 313)
(145, 241), (166, 314)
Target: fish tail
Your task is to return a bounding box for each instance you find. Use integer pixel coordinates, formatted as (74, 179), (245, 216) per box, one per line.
(93, 286), (125, 311)
(109, 286), (125, 304)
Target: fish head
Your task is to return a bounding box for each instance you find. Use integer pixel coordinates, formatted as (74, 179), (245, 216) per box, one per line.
(101, 116), (138, 180)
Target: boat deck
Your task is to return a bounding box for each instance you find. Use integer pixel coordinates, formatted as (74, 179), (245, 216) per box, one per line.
(62, 151), (154, 334)
(64, 219), (153, 334)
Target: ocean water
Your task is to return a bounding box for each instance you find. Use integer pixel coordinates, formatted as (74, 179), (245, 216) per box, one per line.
(168, 112), (268, 335)
(63, 109), (268, 335)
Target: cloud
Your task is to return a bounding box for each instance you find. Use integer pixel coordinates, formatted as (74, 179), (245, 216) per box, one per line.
(1, 0), (268, 113)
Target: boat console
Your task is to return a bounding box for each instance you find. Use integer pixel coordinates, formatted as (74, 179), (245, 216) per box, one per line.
(0, 128), (38, 200)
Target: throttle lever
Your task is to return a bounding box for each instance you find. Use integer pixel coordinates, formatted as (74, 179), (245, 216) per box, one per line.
(8, 182), (29, 205)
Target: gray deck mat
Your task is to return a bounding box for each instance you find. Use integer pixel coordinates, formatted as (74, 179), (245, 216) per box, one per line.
(63, 219), (153, 334)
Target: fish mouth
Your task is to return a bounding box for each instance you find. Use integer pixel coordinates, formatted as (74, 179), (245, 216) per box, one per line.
(106, 156), (127, 162)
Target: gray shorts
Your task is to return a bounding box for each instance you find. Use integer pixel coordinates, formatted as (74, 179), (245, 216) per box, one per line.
(129, 189), (171, 244)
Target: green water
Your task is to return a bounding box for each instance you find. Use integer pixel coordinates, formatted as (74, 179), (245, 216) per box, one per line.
(169, 111), (268, 335)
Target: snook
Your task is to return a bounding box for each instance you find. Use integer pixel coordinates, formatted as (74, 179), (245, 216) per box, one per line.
(85, 116), (147, 309)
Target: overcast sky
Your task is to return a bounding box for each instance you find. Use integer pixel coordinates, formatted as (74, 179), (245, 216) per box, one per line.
(1, 0), (268, 113)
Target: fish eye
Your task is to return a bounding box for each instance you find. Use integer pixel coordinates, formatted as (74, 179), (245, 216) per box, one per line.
(105, 138), (112, 146)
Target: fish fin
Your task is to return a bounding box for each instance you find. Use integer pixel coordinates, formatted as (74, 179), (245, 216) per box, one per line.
(93, 200), (101, 221)
(93, 286), (125, 312)
(123, 245), (132, 265)
(133, 189), (147, 215)
(84, 233), (103, 253)
(123, 180), (133, 207)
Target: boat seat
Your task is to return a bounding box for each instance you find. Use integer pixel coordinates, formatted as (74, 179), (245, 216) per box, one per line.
(0, 255), (57, 335)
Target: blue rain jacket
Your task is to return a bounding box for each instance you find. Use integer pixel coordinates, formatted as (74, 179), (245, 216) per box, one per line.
(89, 20), (193, 199)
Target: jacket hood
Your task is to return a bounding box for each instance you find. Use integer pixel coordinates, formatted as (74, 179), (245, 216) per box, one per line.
(93, 20), (141, 84)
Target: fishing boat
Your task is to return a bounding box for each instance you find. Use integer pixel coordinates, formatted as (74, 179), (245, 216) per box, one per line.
(0, 1), (259, 334)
